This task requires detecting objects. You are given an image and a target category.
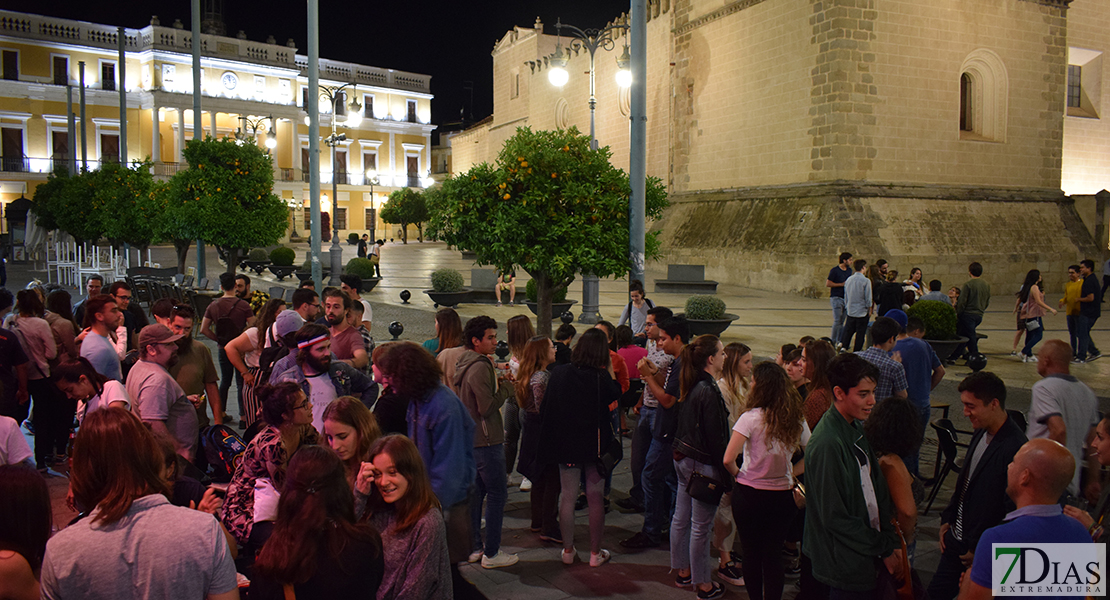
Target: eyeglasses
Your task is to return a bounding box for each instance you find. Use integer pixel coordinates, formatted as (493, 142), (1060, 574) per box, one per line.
(294, 400), (311, 410)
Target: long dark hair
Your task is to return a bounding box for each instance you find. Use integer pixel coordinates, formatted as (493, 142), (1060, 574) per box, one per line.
(1018, 269), (1041, 304)
(46, 289), (76, 329)
(748, 362), (804, 449)
(254, 445), (381, 584)
(515, 335), (553, 406)
(506, 315), (535, 358)
(257, 299), (287, 347)
(570, 328), (610, 370)
(433, 308), (463, 352)
(679, 335), (720, 402)
(53, 357), (110, 397)
(366, 435), (441, 533)
(803, 339), (835, 397)
(0, 464), (52, 570)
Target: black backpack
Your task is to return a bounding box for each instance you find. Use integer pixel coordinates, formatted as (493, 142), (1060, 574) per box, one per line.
(215, 298), (248, 346)
(257, 326), (290, 384)
(201, 424), (247, 483)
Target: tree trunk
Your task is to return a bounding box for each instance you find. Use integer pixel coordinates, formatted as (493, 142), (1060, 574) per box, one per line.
(535, 271), (554, 337)
(416, 223), (424, 243)
(173, 239), (191, 274)
(400, 222), (409, 244)
(225, 248), (240, 274)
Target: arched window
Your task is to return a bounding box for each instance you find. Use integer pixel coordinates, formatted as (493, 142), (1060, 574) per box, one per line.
(959, 50), (1008, 142)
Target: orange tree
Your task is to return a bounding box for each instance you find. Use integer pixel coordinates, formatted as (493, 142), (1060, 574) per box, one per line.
(427, 126), (668, 334)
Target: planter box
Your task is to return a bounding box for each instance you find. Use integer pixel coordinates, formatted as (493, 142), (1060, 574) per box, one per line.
(244, 260), (269, 275)
(425, 288), (472, 308)
(295, 270), (330, 283)
(678, 313), (739, 337)
(925, 337), (968, 361)
(524, 299), (579, 319)
(267, 265), (298, 281)
(361, 278), (381, 293)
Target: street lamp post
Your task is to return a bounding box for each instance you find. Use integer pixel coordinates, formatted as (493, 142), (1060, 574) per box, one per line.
(365, 170), (380, 244)
(313, 85), (362, 285)
(235, 114), (277, 151)
(547, 17), (631, 323)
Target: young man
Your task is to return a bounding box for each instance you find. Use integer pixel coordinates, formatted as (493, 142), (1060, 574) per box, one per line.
(369, 239), (383, 279)
(804, 353), (901, 596)
(950, 262), (991, 363)
(855, 316), (908, 402)
(495, 266), (516, 307)
(618, 279), (656, 342)
(201, 273), (255, 427)
(339, 274), (373, 333)
(553, 323), (575, 365)
(167, 305), (224, 430)
(321, 288), (369, 371)
(1059, 264), (1083, 358)
(357, 233), (368, 258)
(108, 281), (141, 352)
(1027, 339), (1099, 498)
(826, 252), (853, 344)
(126, 324), (198, 461)
(959, 439), (1093, 600)
(453, 315), (517, 568)
(929, 371), (1027, 600)
(840, 258), (872, 352)
(1076, 259), (1102, 363)
(893, 315), (944, 475)
(78, 294), (123, 382)
(616, 305), (674, 513)
(72, 274), (104, 328)
(270, 323), (377, 434)
(920, 279), (949, 303)
(622, 315), (688, 550)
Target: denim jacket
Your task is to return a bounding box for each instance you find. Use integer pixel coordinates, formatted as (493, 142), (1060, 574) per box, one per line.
(272, 360), (378, 410)
(408, 384), (476, 508)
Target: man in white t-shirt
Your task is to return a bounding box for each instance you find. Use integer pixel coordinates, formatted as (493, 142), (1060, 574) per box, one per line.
(0, 414), (33, 466)
(1027, 339), (1099, 498)
(78, 294), (123, 382)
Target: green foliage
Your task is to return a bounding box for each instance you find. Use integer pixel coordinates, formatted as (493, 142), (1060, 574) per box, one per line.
(269, 246), (296, 266)
(426, 126), (669, 331)
(345, 257), (376, 280)
(379, 188), (428, 243)
(685, 295), (727, 320)
(30, 171), (70, 233)
(31, 161), (162, 247)
(525, 278), (569, 303)
(247, 248), (269, 261)
(347, 232), (360, 243)
(906, 300), (958, 340)
(430, 268), (464, 293)
(163, 137), (288, 255)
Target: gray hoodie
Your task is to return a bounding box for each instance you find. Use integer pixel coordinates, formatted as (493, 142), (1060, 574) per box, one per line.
(453, 349), (511, 448)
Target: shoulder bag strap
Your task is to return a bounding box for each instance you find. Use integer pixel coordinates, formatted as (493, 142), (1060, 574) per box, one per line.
(283, 583), (296, 600)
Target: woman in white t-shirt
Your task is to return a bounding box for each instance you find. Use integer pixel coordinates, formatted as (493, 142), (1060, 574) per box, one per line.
(723, 362), (810, 600)
(226, 299), (286, 428)
(53, 358), (132, 422)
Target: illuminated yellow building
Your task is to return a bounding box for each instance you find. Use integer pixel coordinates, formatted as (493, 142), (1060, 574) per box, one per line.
(0, 9), (435, 242)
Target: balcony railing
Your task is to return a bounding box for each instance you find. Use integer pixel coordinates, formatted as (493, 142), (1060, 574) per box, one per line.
(1, 156), (28, 172)
(406, 175), (421, 188)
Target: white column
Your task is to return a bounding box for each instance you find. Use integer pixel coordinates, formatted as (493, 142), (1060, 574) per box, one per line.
(208, 111), (217, 138)
(176, 109), (185, 163)
(292, 126), (301, 173)
(150, 105), (160, 164)
(388, 132), (396, 181)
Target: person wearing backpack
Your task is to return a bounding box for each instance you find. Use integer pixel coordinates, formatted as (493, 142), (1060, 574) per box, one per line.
(224, 299), (287, 429)
(618, 280), (655, 346)
(201, 273), (256, 428)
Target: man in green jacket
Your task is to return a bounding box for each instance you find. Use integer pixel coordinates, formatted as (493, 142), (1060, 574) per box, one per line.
(950, 262), (991, 362)
(803, 353), (902, 597)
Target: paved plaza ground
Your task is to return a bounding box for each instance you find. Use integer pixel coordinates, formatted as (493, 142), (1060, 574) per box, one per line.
(12, 239), (1109, 599)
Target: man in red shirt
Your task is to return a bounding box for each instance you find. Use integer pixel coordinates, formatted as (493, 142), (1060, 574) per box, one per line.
(322, 288), (369, 371)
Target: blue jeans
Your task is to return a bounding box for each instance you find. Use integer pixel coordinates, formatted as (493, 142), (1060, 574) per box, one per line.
(670, 457), (718, 586)
(1067, 315), (1079, 357)
(470, 444), (507, 557)
(1020, 316), (1043, 357)
(628, 406), (657, 504)
(1078, 314), (1100, 360)
(641, 435), (677, 542)
(952, 312), (983, 358)
(902, 405), (931, 477)
(218, 346), (244, 416)
(830, 297), (847, 343)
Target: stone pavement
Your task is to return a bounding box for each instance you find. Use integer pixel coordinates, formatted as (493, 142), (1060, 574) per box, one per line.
(10, 240), (1109, 599)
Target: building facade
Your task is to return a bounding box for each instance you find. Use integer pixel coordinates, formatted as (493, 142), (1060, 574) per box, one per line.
(0, 9), (436, 244)
(454, 0), (1108, 296)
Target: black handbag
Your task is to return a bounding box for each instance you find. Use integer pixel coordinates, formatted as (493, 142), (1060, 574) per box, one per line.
(596, 373), (623, 477)
(687, 469), (728, 505)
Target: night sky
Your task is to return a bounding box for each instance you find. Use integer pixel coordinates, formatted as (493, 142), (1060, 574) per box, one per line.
(4, 0), (632, 137)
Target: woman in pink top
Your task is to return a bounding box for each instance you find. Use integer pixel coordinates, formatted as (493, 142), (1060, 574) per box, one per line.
(1016, 269), (1057, 362)
(723, 362), (810, 600)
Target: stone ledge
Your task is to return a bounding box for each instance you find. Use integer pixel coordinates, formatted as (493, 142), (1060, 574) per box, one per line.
(668, 181), (1067, 204)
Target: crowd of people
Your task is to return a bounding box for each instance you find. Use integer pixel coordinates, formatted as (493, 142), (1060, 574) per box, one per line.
(0, 261), (1105, 600)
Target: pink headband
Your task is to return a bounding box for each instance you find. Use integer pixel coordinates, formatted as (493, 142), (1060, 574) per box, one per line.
(297, 334), (329, 349)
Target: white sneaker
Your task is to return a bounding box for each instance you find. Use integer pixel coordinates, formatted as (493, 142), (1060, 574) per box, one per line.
(481, 551), (519, 569)
(520, 477), (532, 491)
(561, 547), (577, 565)
(468, 549), (484, 564)
(590, 549), (611, 567)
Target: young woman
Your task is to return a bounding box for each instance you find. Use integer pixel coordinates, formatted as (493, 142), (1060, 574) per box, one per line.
(712, 341), (751, 584)
(504, 314), (535, 489)
(863, 397), (922, 564)
(11, 290), (60, 471)
(53, 357), (132, 421)
(783, 347), (809, 399)
(222, 382), (319, 556)
(724, 362), (810, 600)
(40, 408), (238, 600)
(225, 297), (286, 427)
(903, 267), (924, 301)
(322, 396), (382, 513)
(422, 308), (462, 356)
(0, 464), (52, 600)
(251, 446), (384, 600)
(514, 335), (560, 542)
(1015, 269), (1057, 362)
(538, 328), (620, 567)
(365, 434), (452, 600)
(44, 290), (79, 364)
(801, 340), (836, 431)
(1064, 416), (1110, 542)
(947, 286), (960, 308)
(670, 335), (731, 598)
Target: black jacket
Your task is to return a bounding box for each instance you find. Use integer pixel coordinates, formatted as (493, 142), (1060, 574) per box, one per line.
(672, 373), (730, 468)
(940, 415), (1027, 549)
(537, 364), (621, 466)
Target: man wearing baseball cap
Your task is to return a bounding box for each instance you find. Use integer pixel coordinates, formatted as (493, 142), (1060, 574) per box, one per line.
(126, 324), (199, 461)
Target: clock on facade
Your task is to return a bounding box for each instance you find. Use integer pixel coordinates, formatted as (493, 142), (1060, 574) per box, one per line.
(221, 71), (239, 91)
